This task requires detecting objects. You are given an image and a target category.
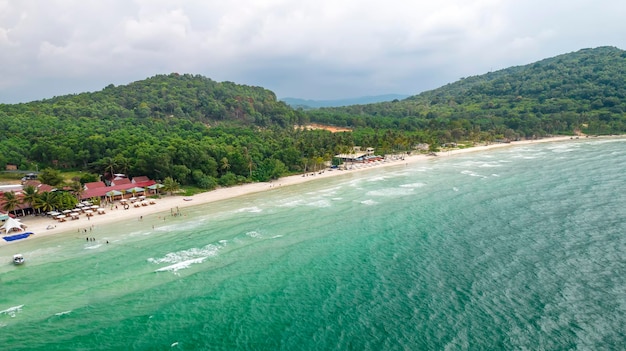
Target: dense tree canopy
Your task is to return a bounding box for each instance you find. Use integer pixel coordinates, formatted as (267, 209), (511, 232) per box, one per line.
(306, 46), (626, 141)
(1, 48), (625, 189)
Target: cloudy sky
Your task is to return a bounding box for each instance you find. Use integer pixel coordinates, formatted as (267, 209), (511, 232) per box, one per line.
(1, 0), (625, 103)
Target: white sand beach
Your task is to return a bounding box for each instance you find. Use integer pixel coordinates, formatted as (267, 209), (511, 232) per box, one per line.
(2, 136), (580, 245)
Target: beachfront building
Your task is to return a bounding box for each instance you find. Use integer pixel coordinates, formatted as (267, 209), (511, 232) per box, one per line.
(110, 177), (131, 187)
(84, 181), (107, 191)
(131, 176), (151, 184)
(0, 181), (55, 217)
(0, 176), (159, 220)
(335, 146), (368, 163)
(334, 147), (383, 168)
(334, 152), (369, 164)
(81, 176), (157, 201)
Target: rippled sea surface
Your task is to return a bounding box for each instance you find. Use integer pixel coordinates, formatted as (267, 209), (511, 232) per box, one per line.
(1, 138), (625, 350)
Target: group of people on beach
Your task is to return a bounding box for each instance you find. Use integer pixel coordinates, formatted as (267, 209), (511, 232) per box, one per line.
(85, 237), (109, 244)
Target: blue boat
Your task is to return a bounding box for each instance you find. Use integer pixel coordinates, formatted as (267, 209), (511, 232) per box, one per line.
(2, 232), (34, 242)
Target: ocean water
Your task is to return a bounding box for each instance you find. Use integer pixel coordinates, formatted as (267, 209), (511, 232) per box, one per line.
(1, 138), (625, 350)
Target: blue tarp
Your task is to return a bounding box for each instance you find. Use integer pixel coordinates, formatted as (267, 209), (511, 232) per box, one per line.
(2, 232), (34, 242)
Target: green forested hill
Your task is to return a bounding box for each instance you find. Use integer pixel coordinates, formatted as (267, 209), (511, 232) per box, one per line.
(0, 74), (317, 188)
(307, 46), (626, 139)
(3, 73), (297, 126)
(1, 48), (625, 191)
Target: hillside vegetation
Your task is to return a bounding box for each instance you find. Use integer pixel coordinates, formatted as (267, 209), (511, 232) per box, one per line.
(1, 47), (625, 190)
(307, 46), (626, 139)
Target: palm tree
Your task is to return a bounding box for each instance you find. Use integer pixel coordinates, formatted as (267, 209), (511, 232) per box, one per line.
(243, 147), (253, 178)
(21, 185), (39, 214)
(56, 191), (78, 210)
(36, 191), (58, 213)
(89, 197), (101, 206)
(103, 156), (118, 180)
(162, 177), (180, 196)
(220, 157), (230, 176)
(69, 181), (84, 202)
(116, 155), (132, 176)
(2, 191), (21, 216)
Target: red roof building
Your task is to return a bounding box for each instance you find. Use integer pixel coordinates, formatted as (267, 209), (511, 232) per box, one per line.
(80, 179), (157, 200)
(110, 178), (131, 186)
(84, 181), (107, 190)
(131, 176), (150, 184)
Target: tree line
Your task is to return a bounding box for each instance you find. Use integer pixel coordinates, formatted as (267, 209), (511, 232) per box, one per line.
(1, 47), (625, 191)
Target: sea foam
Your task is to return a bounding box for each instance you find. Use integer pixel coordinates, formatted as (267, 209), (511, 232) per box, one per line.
(366, 188), (414, 197)
(461, 170), (487, 178)
(399, 182), (426, 188)
(307, 199), (332, 208)
(155, 257), (207, 272)
(235, 206), (263, 213)
(149, 243), (223, 272)
(0, 305), (24, 317)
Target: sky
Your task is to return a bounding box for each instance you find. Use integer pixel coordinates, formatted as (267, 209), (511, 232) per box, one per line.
(1, 0), (625, 104)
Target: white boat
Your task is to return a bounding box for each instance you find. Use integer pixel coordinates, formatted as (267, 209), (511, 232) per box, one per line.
(13, 254), (25, 265)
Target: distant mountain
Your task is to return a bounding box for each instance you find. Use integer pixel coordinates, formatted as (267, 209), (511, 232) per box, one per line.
(281, 94), (410, 109)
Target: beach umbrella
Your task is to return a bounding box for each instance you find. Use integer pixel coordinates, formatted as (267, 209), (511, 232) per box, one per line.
(90, 205), (99, 209)
(62, 209), (72, 214)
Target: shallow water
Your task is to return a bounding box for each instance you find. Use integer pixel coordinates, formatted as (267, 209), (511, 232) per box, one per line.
(1, 138), (625, 350)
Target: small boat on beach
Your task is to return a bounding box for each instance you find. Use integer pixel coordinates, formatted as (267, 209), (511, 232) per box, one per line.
(183, 198), (193, 201)
(13, 254), (25, 265)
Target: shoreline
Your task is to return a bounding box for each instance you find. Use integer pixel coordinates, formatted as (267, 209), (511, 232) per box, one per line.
(0, 135), (603, 246)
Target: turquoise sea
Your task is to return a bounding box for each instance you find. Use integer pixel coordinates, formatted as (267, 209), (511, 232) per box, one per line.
(1, 138), (625, 350)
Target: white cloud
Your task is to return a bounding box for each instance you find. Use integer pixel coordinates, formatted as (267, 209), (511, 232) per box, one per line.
(0, 0), (625, 102)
